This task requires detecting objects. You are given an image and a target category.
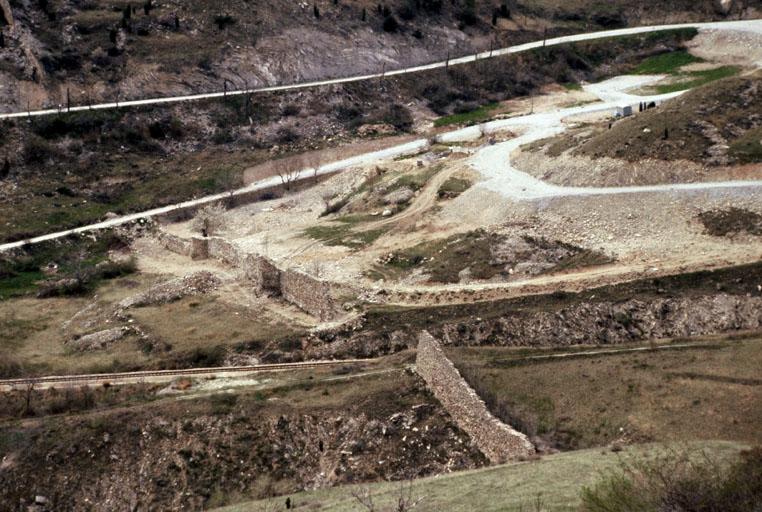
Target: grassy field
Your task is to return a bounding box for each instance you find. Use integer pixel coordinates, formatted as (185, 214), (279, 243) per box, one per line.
(214, 441), (745, 512)
(652, 65), (740, 94)
(450, 336), (762, 450)
(434, 103), (500, 127)
(634, 49), (701, 74)
(0, 272), (306, 378)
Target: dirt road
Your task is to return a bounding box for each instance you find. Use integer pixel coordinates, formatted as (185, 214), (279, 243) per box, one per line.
(2, 20), (760, 119)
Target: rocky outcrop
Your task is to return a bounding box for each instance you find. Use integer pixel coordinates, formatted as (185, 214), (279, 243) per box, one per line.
(119, 272), (221, 309)
(415, 331), (534, 463)
(68, 327), (132, 351)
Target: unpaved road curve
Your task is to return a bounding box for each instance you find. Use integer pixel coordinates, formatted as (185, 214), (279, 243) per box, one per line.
(3, 21), (761, 253)
(1, 20), (760, 119)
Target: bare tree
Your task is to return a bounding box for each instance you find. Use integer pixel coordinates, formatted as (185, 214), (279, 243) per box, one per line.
(308, 153), (322, 184)
(351, 481), (424, 512)
(276, 156), (303, 191)
(192, 203), (226, 237)
(24, 382), (35, 416)
(321, 190), (337, 212)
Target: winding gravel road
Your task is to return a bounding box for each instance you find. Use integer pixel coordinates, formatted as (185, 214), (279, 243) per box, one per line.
(1, 20), (761, 252)
(453, 75), (762, 200)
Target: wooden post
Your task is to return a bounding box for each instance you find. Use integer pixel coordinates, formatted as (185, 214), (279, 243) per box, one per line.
(66, 88), (70, 113)
(445, 50), (450, 72)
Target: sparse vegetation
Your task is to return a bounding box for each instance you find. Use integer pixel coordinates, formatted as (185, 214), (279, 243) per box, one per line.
(0, 233), (134, 300)
(581, 446), (762, 512)
(374, 231), (609, 284)
(436, 177), (472, 199)
(451, 336), (762, 450)
(698, 208), (762, 237)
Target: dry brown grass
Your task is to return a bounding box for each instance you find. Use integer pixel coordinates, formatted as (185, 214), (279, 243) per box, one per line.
(450, 336), (762, 450)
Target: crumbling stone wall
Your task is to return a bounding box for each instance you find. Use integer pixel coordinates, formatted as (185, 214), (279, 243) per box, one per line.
(207, 237), (242, 267)
(154, 229), (351, 320)
(242, 254), (281, 293)
(415, 331), (534, 463)
(157, 231), (191, 257)
(280, 269), (342, 321)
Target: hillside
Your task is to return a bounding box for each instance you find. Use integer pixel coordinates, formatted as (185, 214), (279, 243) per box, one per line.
(0, 29), (697, 243)
(573, 71), (762, 165)
(0, 0), (756, 111)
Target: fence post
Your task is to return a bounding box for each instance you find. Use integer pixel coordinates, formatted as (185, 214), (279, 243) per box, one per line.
(445, 50), (450, 72)
(66, 88), (70, 113)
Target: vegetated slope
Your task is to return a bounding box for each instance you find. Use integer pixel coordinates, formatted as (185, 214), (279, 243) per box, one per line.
(573, 72), (762, 165)
(0, 29), (696, 243)
(0, 370), (487, 510)
(215, 442), (745, 512)
(0, 0), (750, 111)
(301, 261), (762, 360)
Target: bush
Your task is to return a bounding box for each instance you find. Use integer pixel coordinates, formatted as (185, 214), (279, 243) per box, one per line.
(213, 14), (236, 30)
(276, 126), (299, 144)
(382, 15), (399, 33)
(381, 104), (413, 131)
(581, 446), (762, 512)
(23, 136), (56, 164)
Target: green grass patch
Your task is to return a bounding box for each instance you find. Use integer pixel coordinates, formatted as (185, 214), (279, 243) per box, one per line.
(303, 224), (387, 249)
(729, 126), (762, 164)
(562, 82), (583, 91)
(434, 103), (499, 127)
(634, 50), (702, 75)
(387, 164), (444, 193)
(653, 66), (740, 94)
(437, 177), (473, 199)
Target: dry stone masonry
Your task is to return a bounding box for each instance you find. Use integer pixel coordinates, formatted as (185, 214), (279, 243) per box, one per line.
(415, 331), (534, 464)
(157, 229), (352, 321)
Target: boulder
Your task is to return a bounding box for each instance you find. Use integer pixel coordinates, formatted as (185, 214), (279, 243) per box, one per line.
(382, 187), (414, 205)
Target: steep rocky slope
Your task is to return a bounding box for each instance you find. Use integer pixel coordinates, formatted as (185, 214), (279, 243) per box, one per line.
(0, 0), (754, 110)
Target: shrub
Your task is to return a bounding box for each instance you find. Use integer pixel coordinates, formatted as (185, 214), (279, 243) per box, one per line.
(581, 446), (762, 512)
(23, 135), (56, 164)
(281, 104), (301, 117)
(276, 126), (299, 144)
(213, 14), (236, 30)
(382, 15), (399, 32)
(381, 104), (413, 131)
